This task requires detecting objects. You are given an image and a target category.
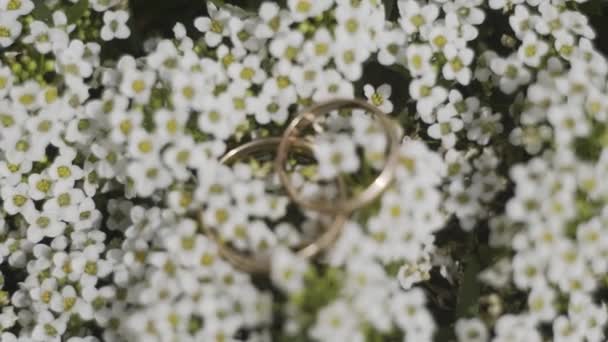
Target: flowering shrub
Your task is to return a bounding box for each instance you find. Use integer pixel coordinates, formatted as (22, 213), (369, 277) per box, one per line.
(0, 0), (607, 341)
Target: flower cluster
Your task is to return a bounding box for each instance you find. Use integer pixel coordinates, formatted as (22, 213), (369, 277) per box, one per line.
(0, 0), (606, 341)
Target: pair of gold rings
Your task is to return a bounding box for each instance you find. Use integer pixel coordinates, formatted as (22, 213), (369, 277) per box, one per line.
(199, 98), (401, 273)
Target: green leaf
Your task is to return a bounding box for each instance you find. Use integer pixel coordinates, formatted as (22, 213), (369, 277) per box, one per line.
(434, 325), (456, 342)
(455, 253), (481, 318)
(66, 0), (89, 24)
(31, 3), (53, 23)
(383, 0), (395, 20)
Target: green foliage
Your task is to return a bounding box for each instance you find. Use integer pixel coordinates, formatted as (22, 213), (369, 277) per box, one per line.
(573, 122), (608, 162)
(66, 0), (90, 24)
(279, 267), (344, 340)
(31, 2), (53, 23)
(455, 251), (481, 318)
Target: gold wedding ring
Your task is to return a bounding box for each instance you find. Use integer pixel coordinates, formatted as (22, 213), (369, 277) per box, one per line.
(198, 137), (348, 274)
(274, 98), (400, 215)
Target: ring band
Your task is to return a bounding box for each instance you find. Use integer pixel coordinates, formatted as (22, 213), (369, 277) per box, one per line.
(274, 98), (400, 215)
(198, 137), (348, 273)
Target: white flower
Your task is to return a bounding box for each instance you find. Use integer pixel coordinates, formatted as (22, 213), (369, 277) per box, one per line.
(43, 182), (86, 222)
(303, 28), (334, 67)
(287, 0), (332, 22)
(455, 318), (488, 342)
(398, 0), (439, 38)
(255, 2), (292, 39)
(535, 3), (568, 37)
(512, 251), (547, 290)
(49, 285), (92, 320)
(0, 12), (22, 48)
(271, 247), (309, 293)
(509, 5), (538, 40)
(73, 197), (102, 231)
(547, 104), (589, 144)
(467, 108), (503, 145)
(194, 3), (231, 47)
(252, 87), (290, 125)
(119, 68), (156, 104)
(442, 45), (474, 85)
(22, 20), (52, 53)
(313, 69), (354, 102)
(428, 105), (463, 149)
(376, 27), (406, 65)
(269, 30), (304, 61)
(0, 0), (33, 16)
(32, 310), (67, 342)
(364, 83), (393, 113)
(490, 56), (531, 94)
(494, 314), (542, 342)
(24, 208), (66, 243)
(310, 300), (364, 342)
(553, 316), (584, 342)
(409, 73), (447, 123)
(334, 1), (372, 45)
(528, 282), (557, 322)
(56, 40), (94, 81)
(227, 54), (267, 86)
(406, 44), (434, 77)
(48, 154), (84, 187)
(314, 133), (360, 180)
(126, 159), (172, 197)
(518, 33), (549, 67)
(1, 182), (34, 215)
(101, 10), (131, 41)
(9, 80), (41, 111)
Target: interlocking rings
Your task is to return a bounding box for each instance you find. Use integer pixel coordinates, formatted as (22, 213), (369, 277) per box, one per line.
(198, 98), (400, 273)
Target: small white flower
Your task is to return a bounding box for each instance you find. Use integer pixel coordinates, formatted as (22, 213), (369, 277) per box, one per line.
(518, 33), (549, 67)
(1, 182), (34, 215)
(303, 28), (334, 67)
(364, 83), (394, 113)
(442, 45), (474, 85)
(101, 10), (131, 41)
(314, 133), (360, 180)
(509, 5), (539, 39)
(119, 68), (156, 104)
(22, 20), (52, 53)
(23, 208), (66, 243)
(269, 30), (304, 62)
(56, 40), (94, 81)
(376, 27), (407, 65)
(455, 318), (488, 342)
(490, 57), (531, 94)
(287, 0), (332, 22)
(194, 3), (231, 47)
(428, 105), (463, 148)
(398, 0), (439, 38)
(0, 12), (22, 48)
(227, 54), (267, 86)
(313, 69), (354, 102)
(255, 2), (292, 39)
(409, 73), (448, 123)
(467, 108), (504, 145)
(0, 0), (33, 16)
(31, 310), (67, 342)
(406, 44), (434, 77)
(126, 159), (172, 198)
(528, 282), (557, 322)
